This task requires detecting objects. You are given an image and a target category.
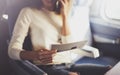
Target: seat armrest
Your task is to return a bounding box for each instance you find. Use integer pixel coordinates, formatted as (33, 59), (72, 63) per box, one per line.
(16, 60), (47, 75)
(82, 45), (100, 58)
(7, 39), (47, 75)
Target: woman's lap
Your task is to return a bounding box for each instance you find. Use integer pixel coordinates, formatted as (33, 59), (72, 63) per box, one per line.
(38, 65), (70, 75)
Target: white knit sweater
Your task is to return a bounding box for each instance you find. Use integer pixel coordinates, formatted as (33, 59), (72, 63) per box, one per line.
(8, 7), (91, 64)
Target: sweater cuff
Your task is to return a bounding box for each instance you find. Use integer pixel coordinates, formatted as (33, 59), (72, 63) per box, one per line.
(61, 34), (74, 44)
(8, 49), (22, 60)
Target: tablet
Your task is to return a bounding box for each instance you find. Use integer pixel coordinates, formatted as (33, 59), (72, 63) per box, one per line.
(51, 41), (87, 52)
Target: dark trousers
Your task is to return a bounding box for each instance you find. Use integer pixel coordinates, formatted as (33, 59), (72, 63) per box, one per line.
(37, 57), (113, 75)
(37, 63), (79, 75)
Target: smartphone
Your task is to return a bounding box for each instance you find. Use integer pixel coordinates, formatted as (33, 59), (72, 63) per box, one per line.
(54, 0), (61, 14)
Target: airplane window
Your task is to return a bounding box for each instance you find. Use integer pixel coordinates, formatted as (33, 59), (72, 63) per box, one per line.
(104, 0), (120, 20)
(100, 0), (120, 25)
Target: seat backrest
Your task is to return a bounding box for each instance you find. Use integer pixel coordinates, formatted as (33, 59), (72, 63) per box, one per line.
(7, 0), (41, 50)
(7, 1), (48, 75)
(90, 22), (120, 59)
(7, 0), (41, 33)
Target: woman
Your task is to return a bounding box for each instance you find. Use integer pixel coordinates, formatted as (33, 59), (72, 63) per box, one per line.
(8, 0), (79, 75)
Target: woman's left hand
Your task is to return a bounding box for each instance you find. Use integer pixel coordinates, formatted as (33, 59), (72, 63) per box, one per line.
(60, 0), (72, 17)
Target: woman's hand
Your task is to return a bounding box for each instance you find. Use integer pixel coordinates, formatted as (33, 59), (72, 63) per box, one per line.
(60, 0), (72, 17)
(60, 0), (72, 36)
(36, 49), (57, 64)
(20, 49), (57, 64)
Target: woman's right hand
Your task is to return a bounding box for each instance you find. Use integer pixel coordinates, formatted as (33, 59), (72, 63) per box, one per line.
(20, 49), (57, 64)
(60, 0), (72, 17)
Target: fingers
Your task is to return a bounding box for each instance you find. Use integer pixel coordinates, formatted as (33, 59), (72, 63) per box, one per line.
(59, 0), (65, 6)
(40, 57), (53, 64)
(60, 0), (70, 4)
(59, 0), (71, 8)
(38, 54), (52, 60)
(38, 49), (57, 55)
(38, 52), (54, 64)
(36, 49), (57, 64)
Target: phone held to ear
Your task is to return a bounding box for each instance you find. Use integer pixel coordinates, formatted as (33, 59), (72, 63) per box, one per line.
(54, 0), (61, 14)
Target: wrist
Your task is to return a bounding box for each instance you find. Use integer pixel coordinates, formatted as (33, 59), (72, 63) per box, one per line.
(62, 14), (68, 20)
(62, 15), (69, 25)
(20, 51), (38, 60)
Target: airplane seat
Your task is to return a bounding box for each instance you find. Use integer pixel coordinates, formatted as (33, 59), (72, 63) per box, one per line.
(89, 0), (120, 59)
(7, 0), (118, 75)
(89, 0), (120, 62)
(89, 19), (120, 64)
(7, 0), (47, 75)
